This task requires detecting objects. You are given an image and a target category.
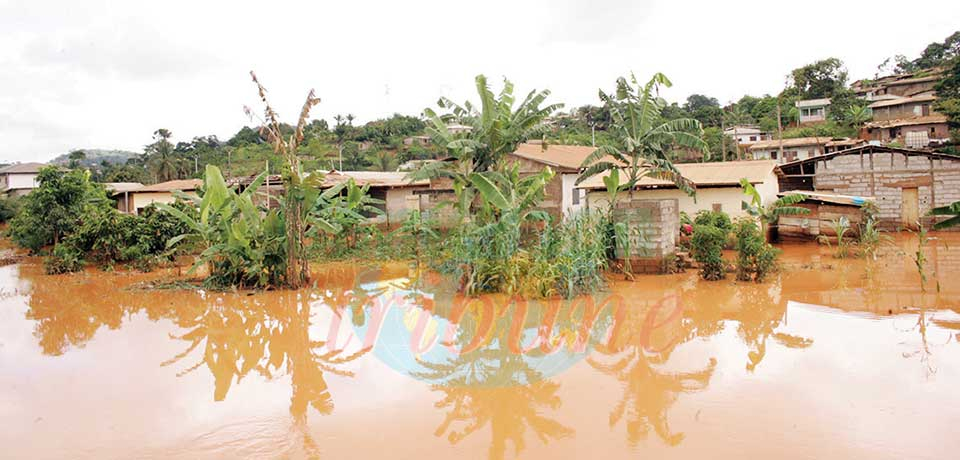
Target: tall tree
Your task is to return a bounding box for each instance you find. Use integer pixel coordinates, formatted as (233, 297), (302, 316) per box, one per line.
(144, 128), (180, 182)
(784, 58), (848, 99)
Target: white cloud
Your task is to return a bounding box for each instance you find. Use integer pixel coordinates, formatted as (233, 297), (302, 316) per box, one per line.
(1, 0), (959, 162)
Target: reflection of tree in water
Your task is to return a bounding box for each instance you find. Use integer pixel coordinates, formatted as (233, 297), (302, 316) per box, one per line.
(411, 298), (577, 460)
(734, 285), (812, 372)
(23, 265), (371, 459)
(589, 292), (716, 447)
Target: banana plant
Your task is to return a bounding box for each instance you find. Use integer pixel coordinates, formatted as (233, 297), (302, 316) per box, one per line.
(929, 201), (960, 230)
(740, 178), (809, 239)
(407, 75), (562, 218)
(576, 73), (704, 200)
(467, 163), (555, 224)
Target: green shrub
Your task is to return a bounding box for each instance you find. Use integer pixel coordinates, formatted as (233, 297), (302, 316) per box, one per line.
(44, 244), (85, 274)
(694, 209), (732, 232)
(691, 224), (726, 281)
(734, 219), (780, 282)
(9, 167), (111, 253)
(0, 197), (20, 224)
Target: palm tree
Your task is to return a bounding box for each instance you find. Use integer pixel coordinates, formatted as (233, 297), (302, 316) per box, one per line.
(366, 148), (398, 171)
(576, 73), (706, 205)
(409, 75), (562, 216)
(146, 129), (179, 182)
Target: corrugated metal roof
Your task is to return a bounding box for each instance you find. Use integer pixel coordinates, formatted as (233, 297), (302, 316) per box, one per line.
(103, 182), (144, 194)
(577, 160), (778, 190)
(325, 171), (428, 188)
(779, 191), (874, 206)
(0, 162), (46, 174)
(509, 143), (600, 171)
(137, 179), (203, 192)
(868, 94), (936, 109)
(748, 137), (833, 150)
(795, 98), (831, 107)
(864, 114), (948, 129)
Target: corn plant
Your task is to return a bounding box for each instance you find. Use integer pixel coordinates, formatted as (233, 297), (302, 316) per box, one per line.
(818, 216), (852, 258)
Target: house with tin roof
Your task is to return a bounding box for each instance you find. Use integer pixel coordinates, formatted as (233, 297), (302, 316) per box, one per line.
(577, 160), (781, 220)
(0, 162), (46, 197)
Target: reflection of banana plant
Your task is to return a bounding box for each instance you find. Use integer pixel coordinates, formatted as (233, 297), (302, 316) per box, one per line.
(589, 349), (715, 446)
(413, 302), (575, 460)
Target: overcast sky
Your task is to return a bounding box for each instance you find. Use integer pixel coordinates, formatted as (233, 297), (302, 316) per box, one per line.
(2, 0), (959, 163)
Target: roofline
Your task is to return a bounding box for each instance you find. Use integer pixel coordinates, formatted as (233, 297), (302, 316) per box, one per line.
(578, 179), (763, 191)
(506, 151), (582, 172)
(775, 144), (960, 172)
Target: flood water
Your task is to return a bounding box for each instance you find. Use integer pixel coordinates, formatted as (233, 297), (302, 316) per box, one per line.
(2, 234), (960, 459)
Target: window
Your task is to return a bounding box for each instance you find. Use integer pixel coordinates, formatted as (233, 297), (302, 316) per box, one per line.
(572, 189), (580, 205)
(712, 203), (722, 212)
(749, 136), (757, 141)
(771, 151), (778, 160)
(931, 127), (937, 135)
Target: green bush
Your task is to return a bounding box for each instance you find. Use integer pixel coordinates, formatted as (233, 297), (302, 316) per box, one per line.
(694, 209), (732, 232)
(734, 219), (780, 282)
(691, 224), (726, 281)
(44, 244), (85, 274)
(0, 197), (20, 224)
(9, 167), (112, 253)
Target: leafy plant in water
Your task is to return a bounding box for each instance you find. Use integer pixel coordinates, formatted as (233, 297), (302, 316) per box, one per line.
(161, 165), (331, 289)
(44, 244), (84, 274)
(818, 216), (851, 258)
(734, 218), (780, 282)
(691, 224), (726, 281)
(740, 180), (809, 239)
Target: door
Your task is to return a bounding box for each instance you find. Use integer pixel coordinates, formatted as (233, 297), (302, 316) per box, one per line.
(901, 188), (919, 230)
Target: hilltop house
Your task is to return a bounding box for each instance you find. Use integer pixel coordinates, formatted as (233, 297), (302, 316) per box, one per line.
(852, 69), (944, 100)
(577, 160), (781, 219)
(723, 126), (770, 145)
(0, 162), (45, 197)
(865, 94), (949, 148)
(776, 145), (960, 230)
(796, 99), (831, 124)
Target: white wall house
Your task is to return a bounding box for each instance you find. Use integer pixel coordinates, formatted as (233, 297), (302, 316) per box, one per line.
(723, 126), (770, 145)
(578, 160), (781, 220)
(796, 98), (831, 124)
(0, 162), (45, 197)
(749, 137), (831, 164)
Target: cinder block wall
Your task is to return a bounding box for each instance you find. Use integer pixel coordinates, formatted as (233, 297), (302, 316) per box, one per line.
(813, 152), (960, 230)
(611, 198), (679, 273)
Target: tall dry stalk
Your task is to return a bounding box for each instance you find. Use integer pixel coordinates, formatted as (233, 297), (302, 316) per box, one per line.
(247, 71), (320, 288)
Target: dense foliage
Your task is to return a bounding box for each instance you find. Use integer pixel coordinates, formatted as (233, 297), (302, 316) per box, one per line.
(734, 219), (780, 283)
(9, 167), (111, 253)
(691, 224), (726, 281)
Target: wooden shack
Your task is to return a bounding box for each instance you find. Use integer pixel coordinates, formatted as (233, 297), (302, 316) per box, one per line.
(776, 191), (874, 241)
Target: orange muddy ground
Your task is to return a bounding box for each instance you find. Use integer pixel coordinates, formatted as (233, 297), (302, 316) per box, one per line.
(2, 234), (959, 459)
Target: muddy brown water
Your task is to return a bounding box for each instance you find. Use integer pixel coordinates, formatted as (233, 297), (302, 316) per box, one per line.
(2, 234), (960, 459)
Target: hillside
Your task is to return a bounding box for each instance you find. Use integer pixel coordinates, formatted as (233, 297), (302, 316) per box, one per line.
(50, 149), (139, 167)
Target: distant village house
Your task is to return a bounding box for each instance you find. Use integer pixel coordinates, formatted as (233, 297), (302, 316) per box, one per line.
(0, 162), (45, 198)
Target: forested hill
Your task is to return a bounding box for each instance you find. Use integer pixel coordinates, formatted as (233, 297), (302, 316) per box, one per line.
(49, 149), (139, 167)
